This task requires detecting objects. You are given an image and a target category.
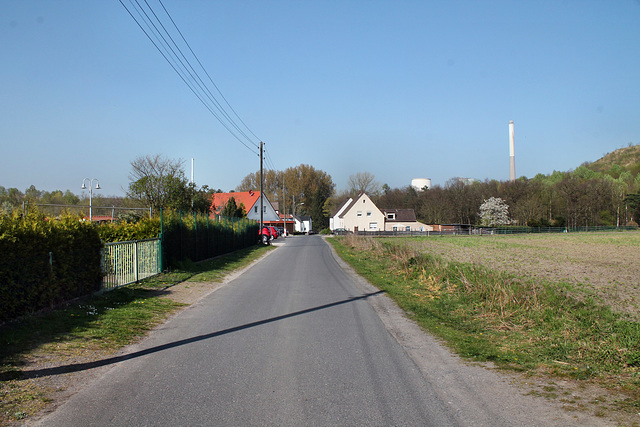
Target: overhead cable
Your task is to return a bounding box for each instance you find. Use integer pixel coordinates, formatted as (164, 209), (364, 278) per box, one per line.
(157, 0), (262, 142)
(119, 0), (261, 155)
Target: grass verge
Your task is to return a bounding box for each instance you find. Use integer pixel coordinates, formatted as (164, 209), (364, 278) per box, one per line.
(0, 244), (274, 425)
(328, 235), (640, 416)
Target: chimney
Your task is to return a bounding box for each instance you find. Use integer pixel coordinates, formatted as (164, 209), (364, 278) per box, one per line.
(509, 120), (516, 182)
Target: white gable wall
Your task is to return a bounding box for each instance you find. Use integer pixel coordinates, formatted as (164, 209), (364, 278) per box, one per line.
(330, 198), (352, 231)
(246, 195), (279, 222)
(341, 193), (385, 232)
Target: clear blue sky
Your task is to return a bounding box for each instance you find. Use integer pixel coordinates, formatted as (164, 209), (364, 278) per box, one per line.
(2, 1), (639, 197)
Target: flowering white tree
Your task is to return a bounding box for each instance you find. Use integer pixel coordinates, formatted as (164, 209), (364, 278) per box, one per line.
(479, 197), (512, 226)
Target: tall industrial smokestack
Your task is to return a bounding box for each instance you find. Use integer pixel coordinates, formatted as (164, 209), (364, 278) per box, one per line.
(509, 120), (516, 182)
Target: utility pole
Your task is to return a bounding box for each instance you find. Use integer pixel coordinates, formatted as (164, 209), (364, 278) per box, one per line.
(260, 141), (264, 232)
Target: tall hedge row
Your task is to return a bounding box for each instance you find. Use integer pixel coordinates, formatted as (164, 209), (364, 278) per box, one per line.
(0, 211), (259, 322)
(0, 213), (103, 322)
(160, 212), (259, 268)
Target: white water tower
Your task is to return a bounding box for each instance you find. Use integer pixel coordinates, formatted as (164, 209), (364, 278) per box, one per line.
(411, 178), (431, 191)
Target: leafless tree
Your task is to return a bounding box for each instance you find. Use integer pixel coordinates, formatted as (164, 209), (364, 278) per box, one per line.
(347, 172), (380, 197)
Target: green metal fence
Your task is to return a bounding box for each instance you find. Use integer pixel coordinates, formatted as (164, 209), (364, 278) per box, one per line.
(102, 238), (162, 291)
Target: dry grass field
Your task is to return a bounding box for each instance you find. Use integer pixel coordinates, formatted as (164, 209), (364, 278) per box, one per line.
(399, 231), (640, 319)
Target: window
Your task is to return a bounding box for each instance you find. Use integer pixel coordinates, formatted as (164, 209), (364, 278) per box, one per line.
(405, 226), (411, 231)
(392, 226), (398, 231)
(357, 211), (362, 217)
(254, 206), (258, 213)
(366, 211), (372, 217)
(387, 213), (395, 220)
(369, 222), (378, 230)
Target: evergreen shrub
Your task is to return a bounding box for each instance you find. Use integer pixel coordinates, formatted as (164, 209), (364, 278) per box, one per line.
(0, 212), (103, 322)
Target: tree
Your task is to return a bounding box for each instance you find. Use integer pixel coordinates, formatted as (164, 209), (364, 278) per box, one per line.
(623, 192), (640, 224)
(479, 197), (512, 226)
(220, 196), (246, 218)
(127, 154), (199, 212)
(347, 172), (380, 198)
(24, 185), (42, 202)
(189, 184), (214, 215)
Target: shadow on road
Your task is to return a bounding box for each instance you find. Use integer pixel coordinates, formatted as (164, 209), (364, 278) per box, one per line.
(17, 290), (384, 379)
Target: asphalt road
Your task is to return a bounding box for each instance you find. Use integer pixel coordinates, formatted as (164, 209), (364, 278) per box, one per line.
(34, 236), (602, 426)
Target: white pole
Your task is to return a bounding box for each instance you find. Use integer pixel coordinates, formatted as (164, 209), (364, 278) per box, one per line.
(509, 120), (516, 182)
(190, 158), (194, 184)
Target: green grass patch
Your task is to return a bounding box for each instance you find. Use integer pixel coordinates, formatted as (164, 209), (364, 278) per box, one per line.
(329, 236), (640, 402)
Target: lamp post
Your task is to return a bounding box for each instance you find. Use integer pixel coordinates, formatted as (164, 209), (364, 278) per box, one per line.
(81, 178), (101, 221)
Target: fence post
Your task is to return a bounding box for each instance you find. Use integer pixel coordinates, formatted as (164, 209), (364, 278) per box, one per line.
(195, 211), (198, 262)
(134, 240), (139, 283)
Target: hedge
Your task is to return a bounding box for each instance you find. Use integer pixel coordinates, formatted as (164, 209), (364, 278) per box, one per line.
(0, 213), (102, 322)
(160, 211), (259, 268)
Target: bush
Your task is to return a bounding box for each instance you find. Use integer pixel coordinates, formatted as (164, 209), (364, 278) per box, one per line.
(97, 217), (161, 242)
(0, 212), (103, 322)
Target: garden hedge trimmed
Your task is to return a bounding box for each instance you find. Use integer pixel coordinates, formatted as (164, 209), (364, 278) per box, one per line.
(0, 213), (102, 322)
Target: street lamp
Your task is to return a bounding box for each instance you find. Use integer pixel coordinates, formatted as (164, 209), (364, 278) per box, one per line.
(81, 178), (101, 221)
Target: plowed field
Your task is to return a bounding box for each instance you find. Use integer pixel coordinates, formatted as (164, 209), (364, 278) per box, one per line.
(398, 231), (640, 318)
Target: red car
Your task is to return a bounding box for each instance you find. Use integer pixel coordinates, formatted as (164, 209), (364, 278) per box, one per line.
(268, 226), (279, 239)
(259, 226), (271, 244)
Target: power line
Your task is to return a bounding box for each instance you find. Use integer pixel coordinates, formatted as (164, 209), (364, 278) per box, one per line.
(157, 0), (262, 143)
(118, 0), (261, 155)
(264, 146), (277, 171)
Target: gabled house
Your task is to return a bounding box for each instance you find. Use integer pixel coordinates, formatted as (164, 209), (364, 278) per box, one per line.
(210, 191), (279, 222)
(331, 193), (385, 232)
(330, 193), (430, 233)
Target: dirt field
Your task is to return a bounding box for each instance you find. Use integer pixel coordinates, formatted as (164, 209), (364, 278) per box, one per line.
(400, 231), (640, 319)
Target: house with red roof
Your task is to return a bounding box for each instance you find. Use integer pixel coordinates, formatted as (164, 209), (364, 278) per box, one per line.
(210, 191), (280, 223)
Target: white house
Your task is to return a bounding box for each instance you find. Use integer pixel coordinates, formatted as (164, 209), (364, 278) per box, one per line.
(331, 193), (385, 232)
(329, 197), (352, 230)
(294, 215), (312, 233)
(330, 193), (431, 233)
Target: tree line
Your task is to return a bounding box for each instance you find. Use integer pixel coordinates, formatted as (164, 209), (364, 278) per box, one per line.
(375, 166), (640, 227)
(4, 148), (640, 229)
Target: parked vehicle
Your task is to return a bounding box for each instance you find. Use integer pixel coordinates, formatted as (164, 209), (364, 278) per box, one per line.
(307, 230), (317, 235)
(259, 226), (271, 244)
(268, 226), (279, 239)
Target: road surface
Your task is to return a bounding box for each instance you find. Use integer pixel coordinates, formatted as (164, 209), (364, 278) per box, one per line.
(34, 236), (603, 426)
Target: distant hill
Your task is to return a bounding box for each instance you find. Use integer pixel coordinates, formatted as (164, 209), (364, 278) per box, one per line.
(584, 144), (640, 178)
